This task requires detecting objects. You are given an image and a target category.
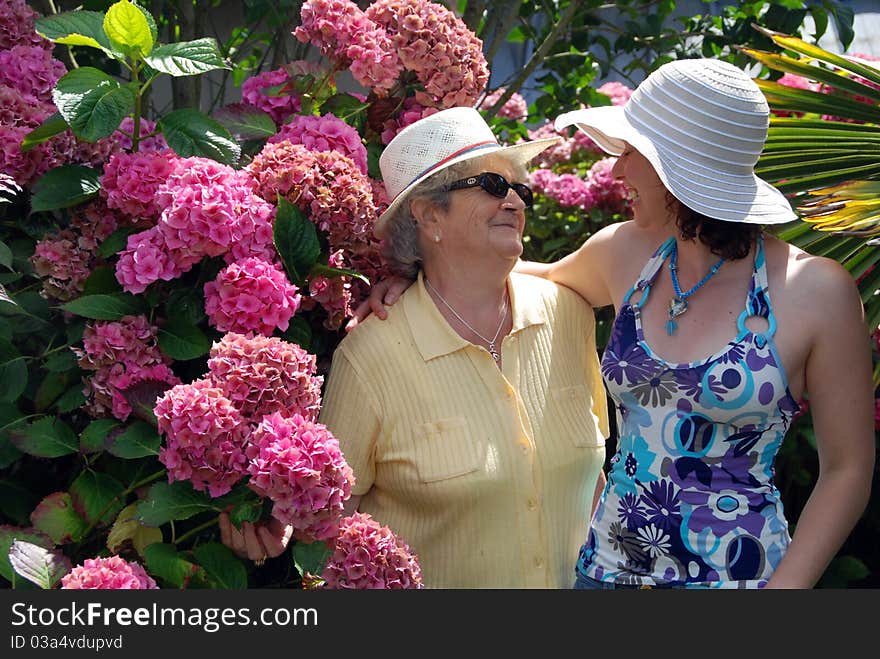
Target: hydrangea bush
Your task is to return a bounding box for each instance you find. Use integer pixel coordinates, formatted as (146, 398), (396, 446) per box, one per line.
(2, 0), (870, 589)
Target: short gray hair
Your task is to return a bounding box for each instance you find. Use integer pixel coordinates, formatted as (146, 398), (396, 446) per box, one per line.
(380, 158), (530, 278)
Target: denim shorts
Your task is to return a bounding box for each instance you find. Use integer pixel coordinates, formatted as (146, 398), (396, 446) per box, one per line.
(573, 573), (664, 590)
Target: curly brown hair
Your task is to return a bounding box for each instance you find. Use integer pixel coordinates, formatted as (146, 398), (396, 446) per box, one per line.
(667, 192), (760, 261)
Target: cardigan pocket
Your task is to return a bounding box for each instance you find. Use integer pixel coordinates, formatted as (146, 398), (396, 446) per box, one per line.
(412, 416), (483, 483)
(550, 385), (605, 448)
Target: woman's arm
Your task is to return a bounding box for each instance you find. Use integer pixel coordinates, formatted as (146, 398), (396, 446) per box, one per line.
(765, 260), (875, 588)
(516, 224), (621, 308)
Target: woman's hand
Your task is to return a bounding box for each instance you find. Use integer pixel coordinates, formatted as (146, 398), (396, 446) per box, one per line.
(218, 512), (293, 565)
(345, 276), (414, 332)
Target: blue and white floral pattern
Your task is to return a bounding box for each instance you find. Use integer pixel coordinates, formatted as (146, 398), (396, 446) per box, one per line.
(577, 236), (799, 588)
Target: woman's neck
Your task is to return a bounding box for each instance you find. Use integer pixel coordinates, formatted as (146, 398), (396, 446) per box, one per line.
(422, 258), (511, 310)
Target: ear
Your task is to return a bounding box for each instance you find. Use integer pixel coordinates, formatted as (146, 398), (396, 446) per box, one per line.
(410, 197), (440, 228)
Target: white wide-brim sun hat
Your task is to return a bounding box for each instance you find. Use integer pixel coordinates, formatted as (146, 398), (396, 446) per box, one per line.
(555, 58), (797, 225)
(375, 106), (559, 238)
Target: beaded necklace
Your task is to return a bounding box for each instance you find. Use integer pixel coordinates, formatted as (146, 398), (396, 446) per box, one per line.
(666, 242), (725, 335)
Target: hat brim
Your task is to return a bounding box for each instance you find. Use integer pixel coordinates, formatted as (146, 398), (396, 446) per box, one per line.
(555, 107), (797, 225)
(375, 137), (560, 239)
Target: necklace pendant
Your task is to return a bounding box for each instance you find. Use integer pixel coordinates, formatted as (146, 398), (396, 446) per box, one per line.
(666, 319), (678, 336)
(488, 342), (500, 363)
(669, 297), (688, 319)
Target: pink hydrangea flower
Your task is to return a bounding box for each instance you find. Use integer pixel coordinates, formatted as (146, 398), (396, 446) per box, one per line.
(246, 141), (377, 251)
(155, 379), (250, 497)
(294, 0), (401, 96)
(241, 67), (302, 125)
(527, 122), (573, 168)
(302, 250), (353, 331)
(0, 45), (66, 102)
(587, 157), (630, 215)
(74, 315), (179, 421)
(530, 168), (596, 210)
(61, 556), (158, 590)
(31, 200), (122, 301)
(246, 412), (354, 541)
(269, 113), (368, 175)
(204, 258), (302, 336)
(0, 0), (47, 50)
(478, 88), (529, 120)
(100, 150), (180, 221)
(115, 227), (189, 295)
(0, 123), (63, 186)
(321, 512), (423, 589)
(597, 81), (634, 106)
(379, 97), (438, 145)
(156, 159), (273, 261)
(207, 332), (323, 422)
(366, 0), (489, 108)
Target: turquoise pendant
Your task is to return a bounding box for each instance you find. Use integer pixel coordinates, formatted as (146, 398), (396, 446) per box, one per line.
(666, 319), (677, 336)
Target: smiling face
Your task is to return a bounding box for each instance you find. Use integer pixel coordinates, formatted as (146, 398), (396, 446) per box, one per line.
(611, 144), (673, 227)
(417, 153), (530, 268)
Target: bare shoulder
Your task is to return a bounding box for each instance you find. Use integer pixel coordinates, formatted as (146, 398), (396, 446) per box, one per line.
(766, 236), (863, 316)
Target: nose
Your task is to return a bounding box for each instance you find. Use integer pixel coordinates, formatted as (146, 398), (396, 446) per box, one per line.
(611, 154), (625, 179)
(501, 185), (526, 210)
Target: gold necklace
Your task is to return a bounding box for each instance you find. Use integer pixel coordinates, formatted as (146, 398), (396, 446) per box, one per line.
(424, 278), (508, 363)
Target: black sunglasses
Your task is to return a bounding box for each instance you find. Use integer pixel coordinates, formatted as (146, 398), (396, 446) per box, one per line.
(448, 172), (534, 208)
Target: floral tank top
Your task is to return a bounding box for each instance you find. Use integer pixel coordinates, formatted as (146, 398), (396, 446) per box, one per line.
(576, 235), (800, 588)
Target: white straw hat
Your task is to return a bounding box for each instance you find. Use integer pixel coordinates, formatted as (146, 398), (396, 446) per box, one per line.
(375, 107), (559, 238)
(554, 59), (797, 225)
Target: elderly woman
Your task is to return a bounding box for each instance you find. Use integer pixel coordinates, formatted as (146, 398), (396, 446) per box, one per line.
(360, 60), (874, 589)
(314, 107), (609, 588)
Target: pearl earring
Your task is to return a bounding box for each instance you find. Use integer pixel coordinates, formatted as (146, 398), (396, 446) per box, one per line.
(434, 234), (441, 243)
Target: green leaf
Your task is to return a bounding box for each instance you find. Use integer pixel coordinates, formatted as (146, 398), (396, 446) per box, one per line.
(21, 113), (69, 152)
(80, 418), (120, 454)
(0, 528), (52, 584)
(83, 265), (123, 295)
(55, 386), (86, 413)
(69, 470), (125, 525)
(136, 481), (217, 526)
(103, 0), (153, 57)
(30, 492), (88, 544)
(193, 542), (247, 589)
(8, 539), (71, 589)
(98, 226), (140, 258)
(0, 242), (13, 270)
(320, 93), (369, 122)
(107, 420), (160, 458)
(228, 497), (263, 527)
(30, 165), (102, 212)
(34, 371), (69, 411)
(158, 109), (240, 165)
(0, 478), (39, 526)
(273, 197), (320, 286)
(9, 417), (78, 458)
(53, 68), (135, 142)
(35, 11), (121, 58)
(280, 316), (312, 351)
(212, 103), (276, 140)
(62, 293), (143, 320)
(0, 339), (27, 403)
(292, 540), (331, 579)
(310, 262), (370, 286)
(44, 350), (78, 374)
(158, 319), (211, 360)
(144, 38), (228, 76)
(143, 543), (207, 588)
(107, 502), (163, 556)
(164, 288), (206, 326)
